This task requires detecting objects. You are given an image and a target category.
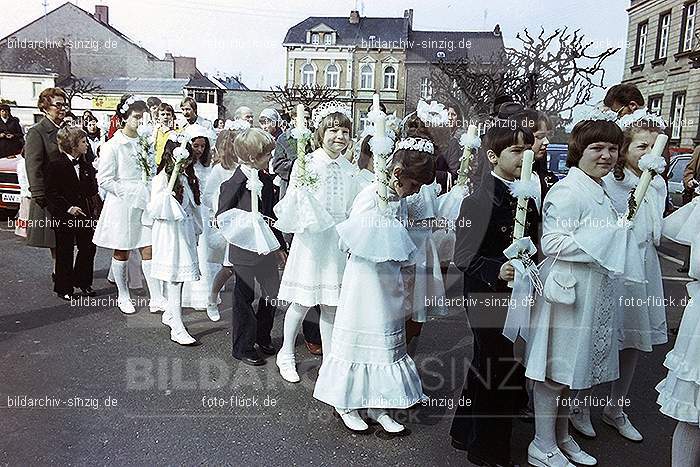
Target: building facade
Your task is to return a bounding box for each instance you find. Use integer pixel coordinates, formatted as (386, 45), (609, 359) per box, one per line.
(623, 0), (700, 148)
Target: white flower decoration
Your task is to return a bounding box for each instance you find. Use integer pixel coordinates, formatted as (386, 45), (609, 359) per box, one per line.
(616, 108), (667, 131)
(224, 119), (251, 132)
(416, 100), (448, 127)
(137, 123), (154, 139)
(120, 96), (137, 114)
(638, 153), (667, 173)
(289, 127), (312, 140)
(173, 145), (190, 162)
(459, 132), (482, 150)
(395, 137), (434, 154)
(311, 101), (352, 129)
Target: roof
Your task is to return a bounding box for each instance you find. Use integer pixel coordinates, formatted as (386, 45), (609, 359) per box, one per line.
(85, 77), (189, 94)
(0, 3), (163, 64)
(211, 75), (249, 91)
(184, 72), (220, 90)
(407, 30), (504, 63)
(0, 42), (69, 76)
(284, 16), (409, 47)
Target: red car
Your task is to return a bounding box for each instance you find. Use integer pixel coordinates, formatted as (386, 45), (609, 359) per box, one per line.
(0, 155), (21, 211)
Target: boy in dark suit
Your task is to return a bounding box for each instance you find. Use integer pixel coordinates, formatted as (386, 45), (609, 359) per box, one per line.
(46, 126), (99, 300)
(217, 128), (287, 367)
(450, 125), (539, 467)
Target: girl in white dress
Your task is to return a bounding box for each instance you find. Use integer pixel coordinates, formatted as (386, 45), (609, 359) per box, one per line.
(93, 97), (165, 315)
(148, 138), (202, 345)
(180, 124), (219, 313)
(204, 126), (244, 321)
(274, 104), (360, 383)
(657, 194), (700, 467)
(570, 117), (667, 442)
(524, 119), (645, 467)
(313, 136), (436, 435)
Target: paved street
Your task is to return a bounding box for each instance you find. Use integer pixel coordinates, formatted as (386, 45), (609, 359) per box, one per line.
(0, 208), (689, 466)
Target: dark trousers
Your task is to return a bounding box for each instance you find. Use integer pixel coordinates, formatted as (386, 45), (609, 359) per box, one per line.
(302, 306), (322, 345)
(231, 255), (280, 359)
(450, 298), (527, 464)
(53, 227), (96, 295)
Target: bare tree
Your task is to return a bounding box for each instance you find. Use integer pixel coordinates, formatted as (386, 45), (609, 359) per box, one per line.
(265, 84), (340, 114)
(432, 27), (619, 125)
(59, 75), (102, 107)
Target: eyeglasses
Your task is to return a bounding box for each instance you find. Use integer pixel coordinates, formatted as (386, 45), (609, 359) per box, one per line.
(51, 102), (70, 109)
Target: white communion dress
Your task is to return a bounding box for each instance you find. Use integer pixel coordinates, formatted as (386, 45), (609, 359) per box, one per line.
(147, 171), (202, 283)
(313, 183), (426, 409)
(93, 130), (152, 250)
(656, 196), (700, 425)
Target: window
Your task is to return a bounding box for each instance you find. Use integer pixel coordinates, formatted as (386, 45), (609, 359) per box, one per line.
(635, 21), (648, 65)
(648, 95), (663, 116)
(32, 81), (42, 98)
(325, 63), (339, 88)
(324, 33), (332, 45)
(359, 111), (370, 133)
(670, 157), (691, 183)
(670, 92), (686, 140)
(680, 2), (697, 52)
(188, 89), (216, 104)
(301, 63), (315, 85)
(657, 12), (671, 59)
(383, 65), (396, 90)
(420, 77), (432, 99)
(360, 64), (373, 89)
(311, 33), (320, 45)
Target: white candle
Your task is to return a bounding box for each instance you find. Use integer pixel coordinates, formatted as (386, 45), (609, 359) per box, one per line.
(630, 133), (668, 219)
(375, 113), (388, 210)
(513, 149), (534, 240)
(296, 104), (305, 130)
(372, 93), (380, 113)
(457, 124), (478, 185)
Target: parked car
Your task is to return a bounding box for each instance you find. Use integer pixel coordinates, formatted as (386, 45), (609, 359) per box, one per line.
(667, 153), (693, 209)
(0, 154), (21, 211)
(547, 143), (569, 179)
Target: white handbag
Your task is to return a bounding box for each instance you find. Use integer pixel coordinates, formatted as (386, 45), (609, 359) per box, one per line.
(542, 246), (577, 305)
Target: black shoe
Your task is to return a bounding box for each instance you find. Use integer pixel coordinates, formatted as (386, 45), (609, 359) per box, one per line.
(79, 287), (96, 297)
(451, 438), (468, 451)
(256, 343), (276, 355)
(467, 452), (515, 467)
(57, 292), (78, 301)
(51, 273), (55, 282)
(237, 354), (266, 366)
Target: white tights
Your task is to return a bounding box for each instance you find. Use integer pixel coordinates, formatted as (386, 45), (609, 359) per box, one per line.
(672, 422), (700, 467)
(532, 380), (570, 451)
(280, 303), (336, 357)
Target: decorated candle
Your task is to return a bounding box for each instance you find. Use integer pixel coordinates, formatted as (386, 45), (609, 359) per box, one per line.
(373, 93), (380, 113)
(296, 104), (305, 129)
(630, 133), (668, 220)
(375, 113), (388, 210)
(513, 149), (534, 240)
(457, 124), (479, 186)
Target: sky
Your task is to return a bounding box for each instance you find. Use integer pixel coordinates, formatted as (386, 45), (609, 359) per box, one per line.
(0, 0), (630, 106)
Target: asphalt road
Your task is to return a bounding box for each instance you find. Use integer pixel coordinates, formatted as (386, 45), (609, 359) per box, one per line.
(0, 208), (690, 466)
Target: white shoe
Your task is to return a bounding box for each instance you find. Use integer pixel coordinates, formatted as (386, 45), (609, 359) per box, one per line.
(149, 297), (167, 313)
(206, 303), (220, 322)
(335, 408), (369, 431)
(602, 411), (643, 442)
(170, 327), (196, 345)
(527, 442), (575, 467)
(569, 406), (596, 438)
(367, 408), (404, 433)
(275, 353), (300, 383)
(560, 436), (597, 466)
(117, 297), (136, 314)
(161, 311), (173, 327)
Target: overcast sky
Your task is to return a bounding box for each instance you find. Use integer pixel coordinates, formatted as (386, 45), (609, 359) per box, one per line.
(1, 0), (630, 106)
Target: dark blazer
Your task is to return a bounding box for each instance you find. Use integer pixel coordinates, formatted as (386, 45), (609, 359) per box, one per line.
(46, 153), (99, 229)
(272, 130), (312, 198)
(454, 172), (540, 297)
(24, 117), (62, 203)
(216, 166), (286, 266)
(0, 115), (24, 157)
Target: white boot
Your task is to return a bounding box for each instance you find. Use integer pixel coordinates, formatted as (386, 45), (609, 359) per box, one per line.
(335, 408), (369, 431)
(112, 258), (135, 314)
(275, 352), (300, 383)
(367, 408), (405, 433)
(166, 282), (196, 345)
(206, 303), (220, 322)
(141, 259), (166, 313)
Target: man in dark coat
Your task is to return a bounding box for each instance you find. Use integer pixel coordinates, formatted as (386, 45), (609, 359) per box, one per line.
(24, 87), (69, 251)
(0, 104), (24, 158)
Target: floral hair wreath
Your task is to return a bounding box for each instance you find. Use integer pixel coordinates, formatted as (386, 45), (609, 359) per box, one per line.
(119, 96), (137, 115)
(224, 119), (251, 132)
(312, 101), (352, 129)
(395, 137), (434, 155)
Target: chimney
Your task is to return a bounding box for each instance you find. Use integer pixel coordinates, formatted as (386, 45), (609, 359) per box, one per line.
(493, 24), (502, 37)
(94, 5), (109, 24)
(173, 56), (197, 79)
(164, 53), (174, 61)
(404, 9), (413, 30)
(349, 10), (360, 24)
